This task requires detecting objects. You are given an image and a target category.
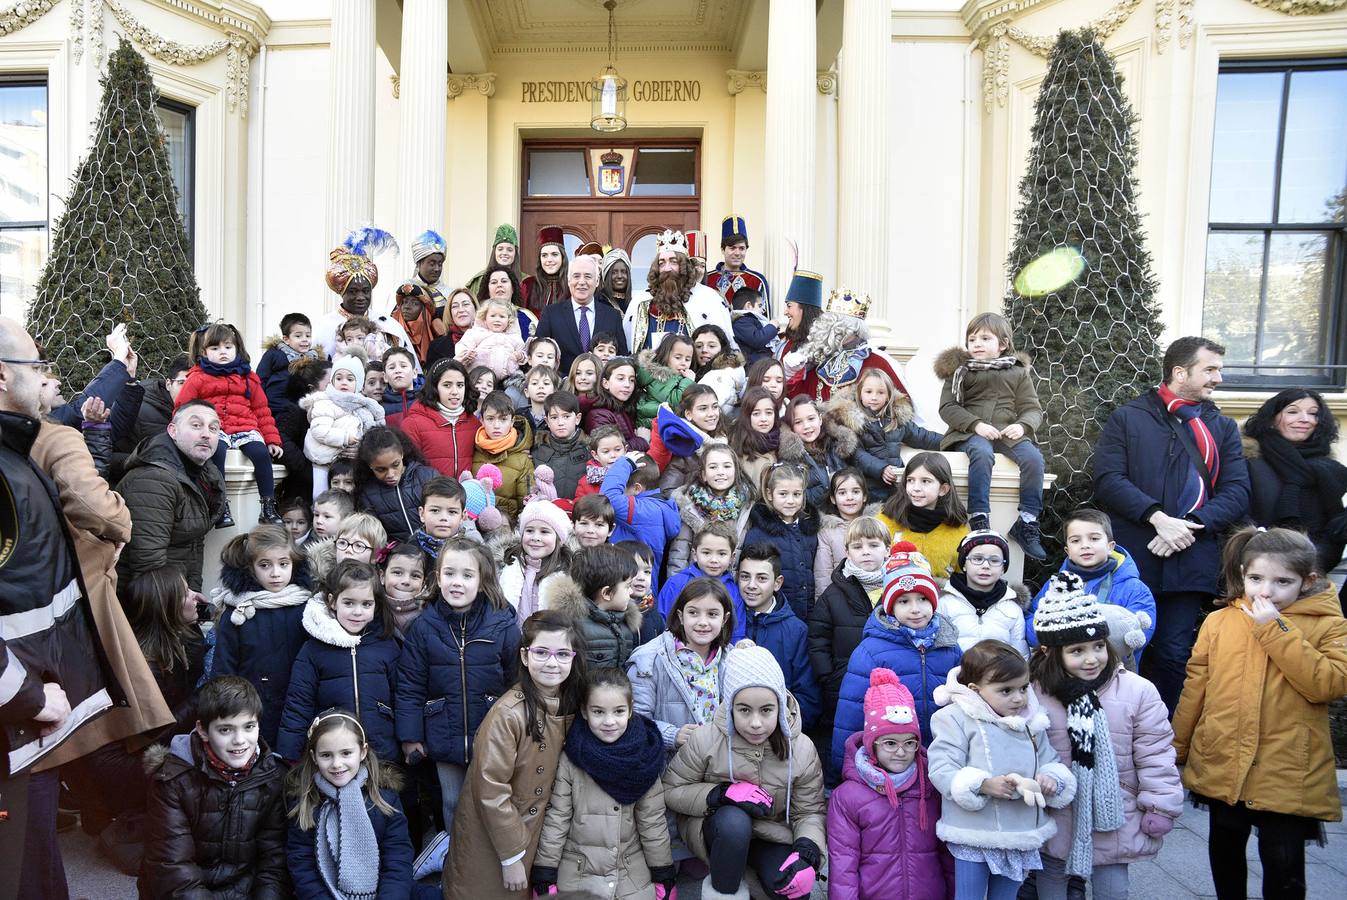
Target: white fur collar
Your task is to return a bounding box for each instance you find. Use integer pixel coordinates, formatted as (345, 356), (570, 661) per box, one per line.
(933, 667), (1049, 732)
(301, 594), (361, 648)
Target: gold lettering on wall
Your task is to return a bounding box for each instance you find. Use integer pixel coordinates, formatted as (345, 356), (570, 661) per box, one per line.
(520, 80), (701, 102)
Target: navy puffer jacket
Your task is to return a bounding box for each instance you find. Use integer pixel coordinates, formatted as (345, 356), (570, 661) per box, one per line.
(743, 501), (821, 622)
(276, 596), (401, 762)
(395, 596), (521, 764)
(358, 459), (438, 542)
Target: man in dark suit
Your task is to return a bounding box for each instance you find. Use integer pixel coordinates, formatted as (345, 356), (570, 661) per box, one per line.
(535, 254), (628, 373)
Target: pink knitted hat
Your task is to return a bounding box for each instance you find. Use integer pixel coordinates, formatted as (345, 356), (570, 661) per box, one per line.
(862, 667), (920, 757)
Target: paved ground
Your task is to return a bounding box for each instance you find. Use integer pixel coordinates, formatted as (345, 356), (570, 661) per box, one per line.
(60, 775), (1347, 899)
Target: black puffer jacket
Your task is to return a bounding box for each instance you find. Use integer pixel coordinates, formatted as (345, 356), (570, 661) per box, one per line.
(532, 429), (589, 499)
(115, 431), (224, 591)
(140, 732), (289, 899)
(807, 562), (874, 722)
(541, 573), (645, 671)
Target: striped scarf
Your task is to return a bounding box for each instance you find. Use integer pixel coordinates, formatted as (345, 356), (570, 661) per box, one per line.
(1158, 384), (1219, 513)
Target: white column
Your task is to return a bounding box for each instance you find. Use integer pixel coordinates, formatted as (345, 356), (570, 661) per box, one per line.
(326, 0), (377, 247)
(837, 0), (891, 334)
(395, 0), (449, 273)
(763, 0), (817, 302)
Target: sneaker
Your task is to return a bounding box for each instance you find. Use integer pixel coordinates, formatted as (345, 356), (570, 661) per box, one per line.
(1009, 517), (1047, 561)
(969, 512), (991, 532)
(413, 830), (450, 880)
(215, 499), (235, 529)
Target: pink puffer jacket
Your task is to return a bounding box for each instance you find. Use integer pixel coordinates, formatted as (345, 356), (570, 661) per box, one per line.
(1037, 668), (1184, 866)
(826, 733), (953, 900)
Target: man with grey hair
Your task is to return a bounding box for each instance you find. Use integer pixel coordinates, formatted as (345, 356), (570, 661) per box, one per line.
(115, 398), (225, 595)
(0, 316), (119, 898)
(535, 252), (628, 373)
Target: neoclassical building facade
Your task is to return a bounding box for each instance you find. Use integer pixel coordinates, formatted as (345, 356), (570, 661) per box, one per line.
(1, 0), (1345, 424)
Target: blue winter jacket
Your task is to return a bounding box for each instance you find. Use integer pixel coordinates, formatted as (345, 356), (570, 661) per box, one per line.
(742, 598), (820, 731)
(731, 312), (779, 367)
(1026, 547), (1157, 662)
(287, 788), (413, 900)
(380, 376), (425, 419)
(395, 596), (521, 765)
(212, 564), (314, 748)
(831, 612), (961, 770)
(602, 456), (681, 570)
(276, 596), (402, 762)
(1093, 390), (1250, 595)
(50, 359), (131, 428)
(358, 459), (438, 542)
(657, 563), (746, 642)
(255, 345), (293, 412)
(743, 502), (821, 622)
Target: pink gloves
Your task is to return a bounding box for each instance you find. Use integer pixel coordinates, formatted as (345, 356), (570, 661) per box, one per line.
(774, 852), (817, 898)
(1141, 811), (1175, 837)
(709, 781), (774, 817)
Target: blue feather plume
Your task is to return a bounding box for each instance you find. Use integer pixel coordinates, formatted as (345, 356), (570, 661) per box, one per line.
(415, 229), (446, 249)
(342, 224), (400, 259)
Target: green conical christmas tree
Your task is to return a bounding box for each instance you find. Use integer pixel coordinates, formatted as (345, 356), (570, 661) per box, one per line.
(29, 38), (206, 385)
(1002, 30), (1162, 581)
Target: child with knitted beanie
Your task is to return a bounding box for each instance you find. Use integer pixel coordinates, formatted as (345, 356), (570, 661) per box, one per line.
(927, 640), (1076, 899)
(1028, 573), (1182, 900)
(662, 645), (827, 900)
(827, 667), (954, 899)
(831, 542), (962, 770)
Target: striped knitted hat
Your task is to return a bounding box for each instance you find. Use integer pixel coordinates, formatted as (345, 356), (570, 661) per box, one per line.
(880, 541), (939, 615)
(1032, 571), (1110, 647)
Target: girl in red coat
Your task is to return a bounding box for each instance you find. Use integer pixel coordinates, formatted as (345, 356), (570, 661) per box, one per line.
(176, 323), (284, 525)
(401, 358), (481, 478)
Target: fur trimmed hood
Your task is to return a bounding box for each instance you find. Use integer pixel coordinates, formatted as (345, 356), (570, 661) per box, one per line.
(817, 397), (863, 460)
(747, 499), (820, 537)
(300, 594), (361, 648)
(933, 666), (1050, 733)
(776, 427), (808, 464)
(538, 572), (644, 634)
(830, 383), (917, 427)
(637, 347), (679, 384)
(1241, 434), (1262, 460)
(933, 346), (1032, 382)
(262, 334), (326, 358)
(703, 349), (745, 373)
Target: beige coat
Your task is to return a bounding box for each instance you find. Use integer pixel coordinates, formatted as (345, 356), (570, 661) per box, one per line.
(1173, 581), (1347, 821)
(30, 421), (172, 769)
(661, 693), (826, 862)
(533, 755), (673, 899)
(444, 689), (572, 900)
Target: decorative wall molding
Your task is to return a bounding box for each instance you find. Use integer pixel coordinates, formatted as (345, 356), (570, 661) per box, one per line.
(390, 74), (399, 99)
(447, 72), (495, 99)
(1242, 0), (1346, 12)
(0, 0), (57, 37)
(816, 69), (837, 95)
(726, 69), (765, 95)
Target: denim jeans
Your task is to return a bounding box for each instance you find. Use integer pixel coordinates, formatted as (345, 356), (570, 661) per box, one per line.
(435, 762), (467, 836)
(958, 436), (1044, 516)
(955, 858), (1023, 900)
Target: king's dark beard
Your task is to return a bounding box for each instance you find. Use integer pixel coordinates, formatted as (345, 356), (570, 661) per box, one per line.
(650, 271), (687, 319)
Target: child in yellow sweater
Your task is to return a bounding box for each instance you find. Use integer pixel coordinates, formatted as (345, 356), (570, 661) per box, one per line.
(878, 451), (970, 582)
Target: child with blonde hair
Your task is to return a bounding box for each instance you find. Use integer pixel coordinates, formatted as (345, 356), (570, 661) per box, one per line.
(455, 297), (527, 379)
(849, 367), (942, 496)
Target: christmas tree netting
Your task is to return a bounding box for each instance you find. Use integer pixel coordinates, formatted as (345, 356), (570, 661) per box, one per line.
(28, 38), (206, 387)
(1002, 30), (1162, 583)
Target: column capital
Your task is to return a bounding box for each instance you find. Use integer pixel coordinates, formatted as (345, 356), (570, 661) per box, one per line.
(816, 70), (837, 95)
(726, 69), (766, 95)
(447, 73), (496, 99)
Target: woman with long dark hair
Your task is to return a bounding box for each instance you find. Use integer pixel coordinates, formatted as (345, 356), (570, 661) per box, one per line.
(1242, 388), (1347, 586)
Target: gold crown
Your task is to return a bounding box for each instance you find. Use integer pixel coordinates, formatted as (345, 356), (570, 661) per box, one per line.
(600, 149), (623, 165)
(655, 228), (689, 256)
(824, 288), (872, 319)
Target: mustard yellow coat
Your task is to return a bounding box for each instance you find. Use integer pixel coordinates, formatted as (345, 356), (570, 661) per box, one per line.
(1172, 582), (1347, 821)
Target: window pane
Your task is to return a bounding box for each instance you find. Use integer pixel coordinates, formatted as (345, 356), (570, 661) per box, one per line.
(630, 149), (696, 197)
(157, 103), (192, 235)
(0, 227), (47, 320)
(629, 232), (658, 289)
(1202, 231), (1264, 367)
(1278, 69), (1347, 224)
(527, 151), (590, 196)
(1209, 72), (1282, 223)
(563, 231), (583, 259)
(1261, 231), (1331, 373)
(0, 84), (47, 225)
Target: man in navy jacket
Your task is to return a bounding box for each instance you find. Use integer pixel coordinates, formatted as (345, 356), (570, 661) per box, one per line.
(534, 255), (627, 374)
(1093, 336), (1250, 713)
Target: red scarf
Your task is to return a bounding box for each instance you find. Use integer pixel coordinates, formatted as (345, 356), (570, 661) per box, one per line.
(202, 741), (258, 783)
(1158, 383), (1219, 511)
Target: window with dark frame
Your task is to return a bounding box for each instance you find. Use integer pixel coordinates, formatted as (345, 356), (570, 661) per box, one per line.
(1203, 58), (1347, 389)
(156, 97), (195, 255)
(0, 77), (47, 320)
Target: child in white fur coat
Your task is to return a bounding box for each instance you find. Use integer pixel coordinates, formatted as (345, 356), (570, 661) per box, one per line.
(300, 353), (386, 497)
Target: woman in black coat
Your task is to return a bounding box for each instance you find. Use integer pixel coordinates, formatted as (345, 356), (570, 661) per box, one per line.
(1243, 388), (1347, 601)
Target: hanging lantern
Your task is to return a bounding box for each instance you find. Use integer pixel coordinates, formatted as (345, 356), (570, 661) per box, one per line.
(591, 1), (627, 133)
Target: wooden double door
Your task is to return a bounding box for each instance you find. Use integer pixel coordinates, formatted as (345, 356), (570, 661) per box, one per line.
(519, 208), (700, 289)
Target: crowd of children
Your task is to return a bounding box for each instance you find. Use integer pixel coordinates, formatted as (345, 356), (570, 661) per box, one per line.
(41, 226), (1347, 900)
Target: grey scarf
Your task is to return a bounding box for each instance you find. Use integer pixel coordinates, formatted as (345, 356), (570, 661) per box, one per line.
(1065, 688), (1125, 877)
(842, 559), (884, 589)
(314, 767), (380, 900)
